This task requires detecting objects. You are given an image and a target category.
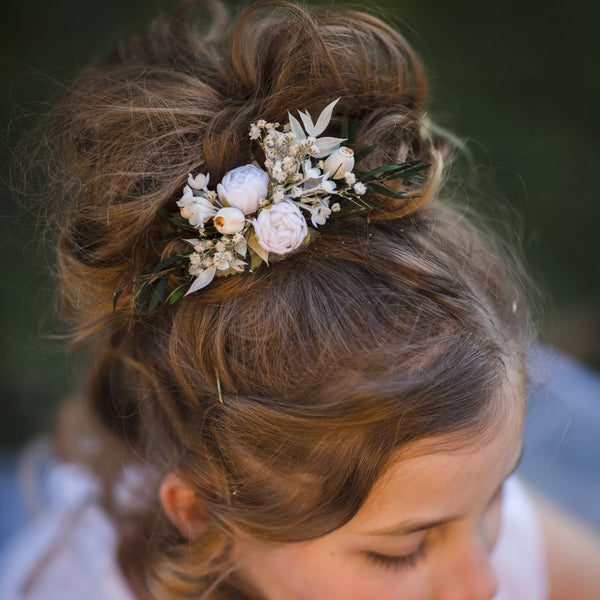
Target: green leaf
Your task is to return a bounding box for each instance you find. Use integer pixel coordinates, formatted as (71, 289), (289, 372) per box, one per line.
(353, 144), (378, 163)
(149, 276), (168, 312)
(113, 289), (123, 312)
(151, 255), (184, 275)
(349, 119), (358, 144)
(367, 182), (409, 199)
(137, 281), (151, 315)
(167, 284), (188, 304)
(341, 116), (349, 142)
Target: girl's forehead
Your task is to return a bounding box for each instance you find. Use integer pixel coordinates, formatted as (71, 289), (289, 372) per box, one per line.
(344, 394), (525, 537)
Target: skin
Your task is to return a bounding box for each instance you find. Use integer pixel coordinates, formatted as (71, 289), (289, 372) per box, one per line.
(160, 376), (600, 600)
(232, 402), (524, 600)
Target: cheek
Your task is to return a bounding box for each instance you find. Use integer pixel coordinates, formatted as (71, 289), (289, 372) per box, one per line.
(482, 495), (504, 552)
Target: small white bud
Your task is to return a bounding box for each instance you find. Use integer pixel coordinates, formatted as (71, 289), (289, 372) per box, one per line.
(213, 207), (246, 235)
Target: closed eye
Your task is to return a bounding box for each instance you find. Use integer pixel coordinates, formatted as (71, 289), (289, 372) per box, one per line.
(365, 540), (427, 571)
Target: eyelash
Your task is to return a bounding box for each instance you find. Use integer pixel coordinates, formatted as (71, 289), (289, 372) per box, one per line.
(365, 540), (427, 571)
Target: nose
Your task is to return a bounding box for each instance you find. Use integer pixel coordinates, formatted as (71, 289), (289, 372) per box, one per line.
(434, 537), (499, 600)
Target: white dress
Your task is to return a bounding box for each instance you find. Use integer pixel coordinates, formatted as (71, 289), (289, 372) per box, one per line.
(0, 463), (548, 600)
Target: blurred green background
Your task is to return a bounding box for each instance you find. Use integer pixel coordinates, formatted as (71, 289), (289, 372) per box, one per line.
(1, 0), (599, 448)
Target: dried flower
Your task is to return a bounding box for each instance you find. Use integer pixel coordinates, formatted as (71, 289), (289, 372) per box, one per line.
(217, 164), (269, 215)
(253, 201), (308, 255)
(353, 182), (367, 196)
(213, 207), (246, 235)
(324, 146), (355, 179)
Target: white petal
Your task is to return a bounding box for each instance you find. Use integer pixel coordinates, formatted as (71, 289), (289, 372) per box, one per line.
(312, 98), (340, 137)
(288, 113), (306, 140)
(298, 110), (316, 136)
(311, 137), (346, 158)
(185, 265), (217, 295)
(177, 185), (195, 207)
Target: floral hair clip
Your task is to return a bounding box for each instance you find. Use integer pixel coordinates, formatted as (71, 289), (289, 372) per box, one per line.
(127, 99), (429, 312)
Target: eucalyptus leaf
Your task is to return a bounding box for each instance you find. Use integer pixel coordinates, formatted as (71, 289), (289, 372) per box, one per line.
(167, 283), (188, 304)
(137, 282), (151, 314)
(367, 182), (409, 199)
(151, 254), (184, 274)
(148, 276), (168, 312)
(353, 144), (378, 163)
(341, 116), (349, 142)
(113, 289), (123, 313)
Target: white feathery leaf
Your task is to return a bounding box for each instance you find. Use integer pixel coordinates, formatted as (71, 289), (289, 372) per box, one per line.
(185, 266), (217, 295)
(311, 136), (345, 158)
(288, 113), (306, 139)
(247, 231), (270, 265)
(312, 98), (340, 137)
(298, 110), (316, 136)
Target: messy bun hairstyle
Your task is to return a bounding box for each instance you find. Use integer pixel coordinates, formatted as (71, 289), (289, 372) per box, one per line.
(47, 1), (530, 598)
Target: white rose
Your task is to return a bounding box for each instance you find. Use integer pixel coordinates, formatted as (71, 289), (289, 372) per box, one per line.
(252, 201), (308, 255)
(217, 164), (269, 215)
(213, 207), (246, 235)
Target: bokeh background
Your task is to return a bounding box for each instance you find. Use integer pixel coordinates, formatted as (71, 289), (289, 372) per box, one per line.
(1, 0), (599, 449)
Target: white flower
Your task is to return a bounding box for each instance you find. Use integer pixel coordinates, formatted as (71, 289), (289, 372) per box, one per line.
(290, 186), (303, 198)
(202, 256), (215, 267)
(215, 240), (227, 252)
(321, 175), (336, 193)
(177, 185), (195, 207)
(256, 119), (267, 128)
(188, 173), (210, 191)
(180, 200), (218, 229)
(213, 251), (231, 270)
(217, 164), (269, 215)
(272, 186), (285, 203)
(271, 162), (286, 182)
(213, 207), (246, 235)
(353, 181), (367, 196)
(249, 124), (261, 140)
(282, 156), (296, 171)
(189, 252), (202, 266)
(232, 232), (248, 256)
(309, 198), (332, 227)
(331, 202), (341, 212)
(303, 159), (321, 180)
(252, 201), (308, 255)
(324, 146), (355, 179)
(344, 171), (356, 185)
(178, 185), (218, 228)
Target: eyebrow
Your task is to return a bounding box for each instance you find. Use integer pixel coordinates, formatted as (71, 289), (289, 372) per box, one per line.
(363, 441), (525, 538)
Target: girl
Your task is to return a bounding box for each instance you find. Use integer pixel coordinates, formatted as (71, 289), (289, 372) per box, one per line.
(2, 1), (599, 598)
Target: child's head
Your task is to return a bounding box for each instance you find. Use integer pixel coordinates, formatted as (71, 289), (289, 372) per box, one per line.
(48, 1), (530, 598)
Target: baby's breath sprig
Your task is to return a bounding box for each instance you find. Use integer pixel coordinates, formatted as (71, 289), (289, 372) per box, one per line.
(124, 99), (430, 312)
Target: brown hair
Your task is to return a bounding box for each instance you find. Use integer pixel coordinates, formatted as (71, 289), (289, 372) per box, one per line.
(46, 1), (530, 598)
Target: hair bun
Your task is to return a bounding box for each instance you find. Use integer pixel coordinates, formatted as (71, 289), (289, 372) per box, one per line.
(52, 0), (446, 339)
